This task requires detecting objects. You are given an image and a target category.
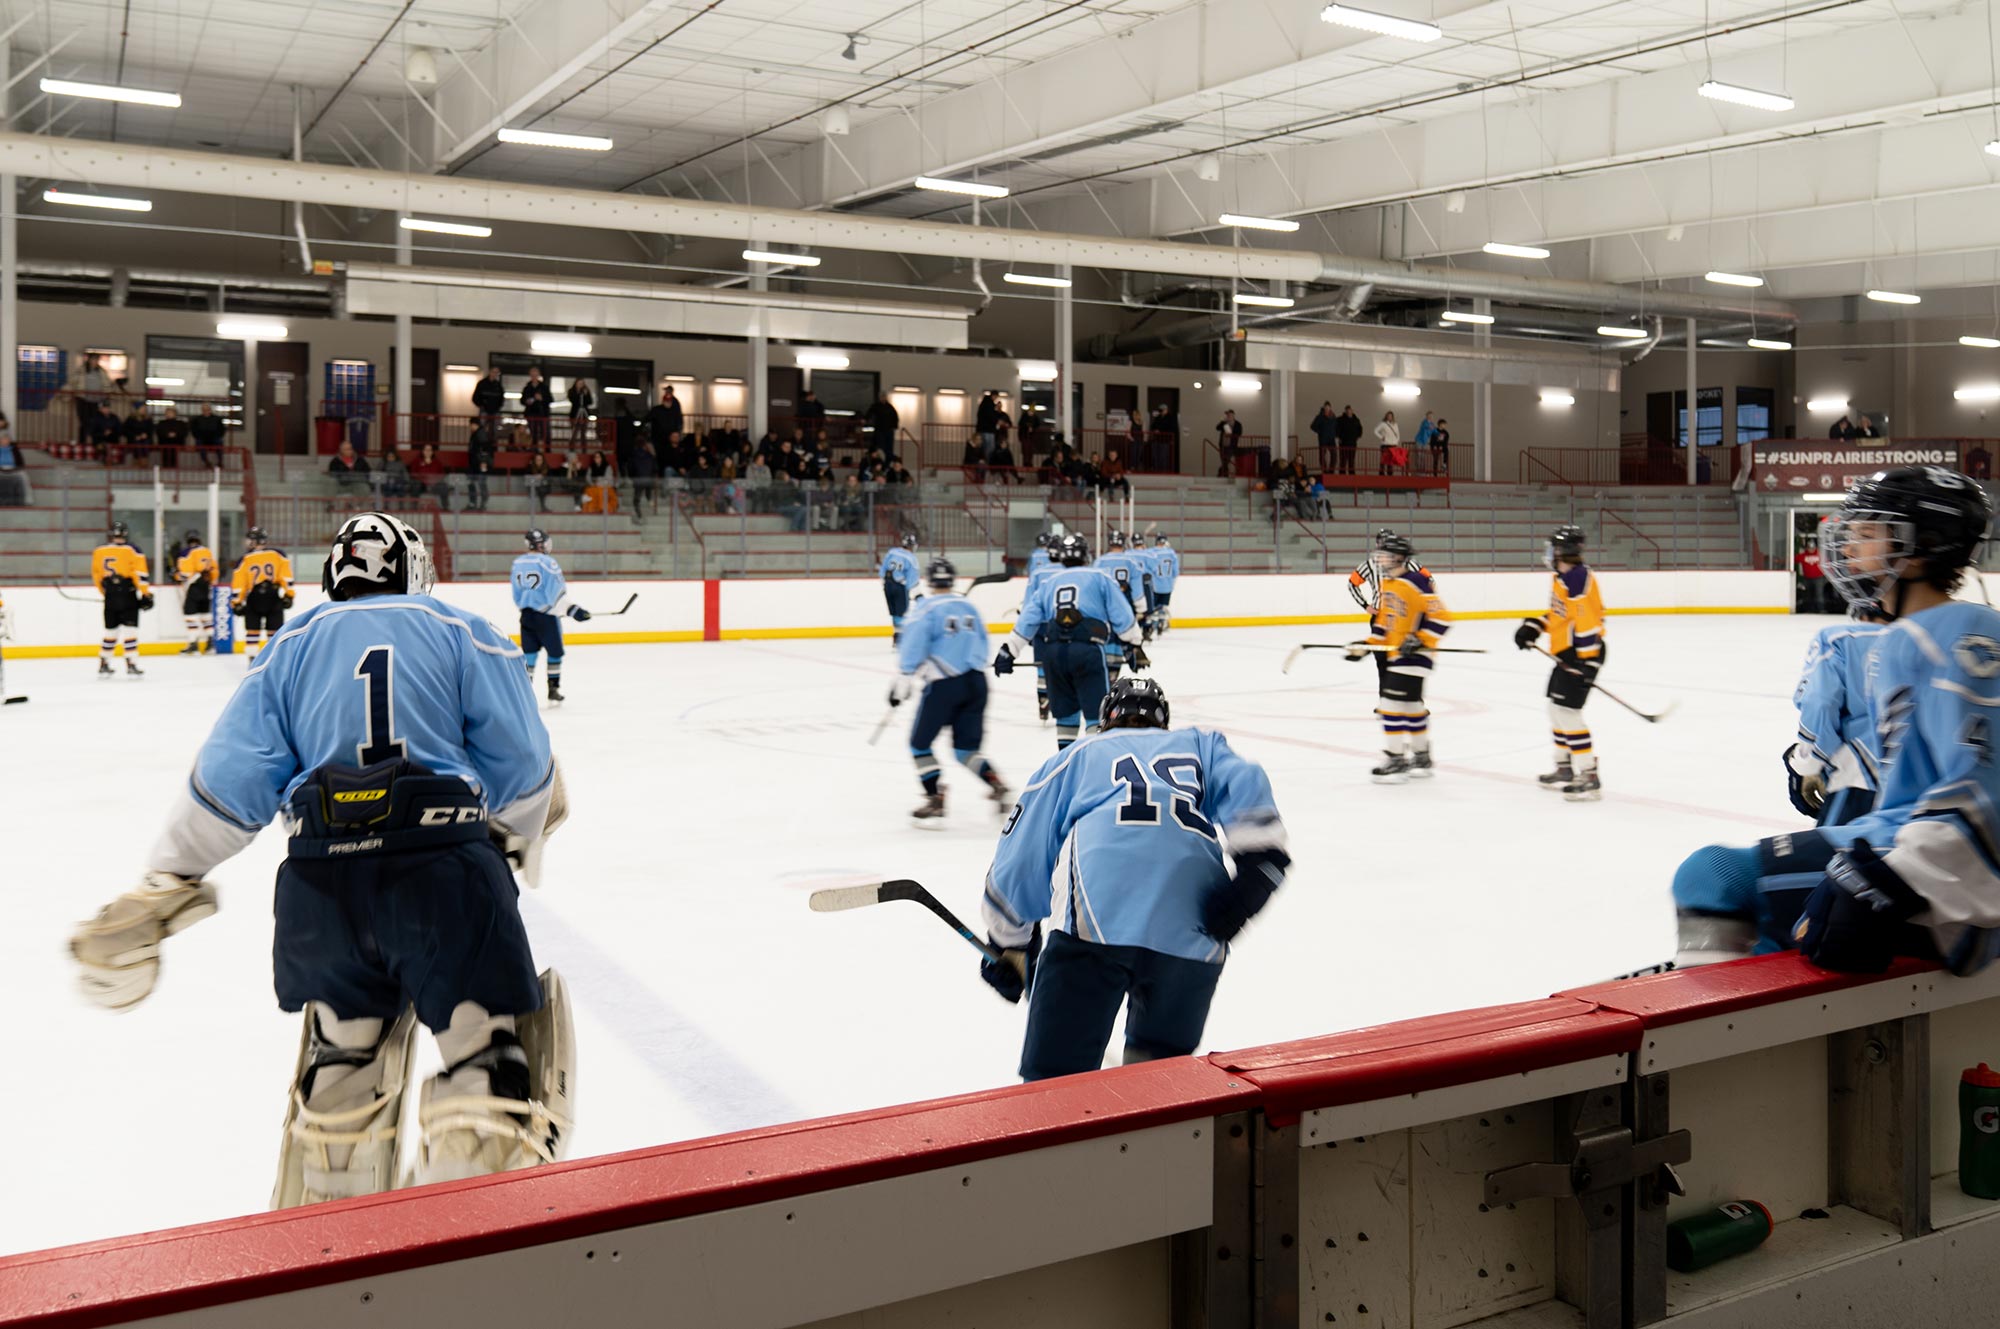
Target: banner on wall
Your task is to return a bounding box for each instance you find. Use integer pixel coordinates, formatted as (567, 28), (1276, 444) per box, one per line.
(1751, 442), (1959, 495)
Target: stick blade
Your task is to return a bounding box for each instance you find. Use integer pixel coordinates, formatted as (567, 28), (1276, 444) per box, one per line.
(808, 883), (887, 912)
(1282, 646), (1303, 674)
(2, 695), (25, 705)
(1642, 700), (1679, 724)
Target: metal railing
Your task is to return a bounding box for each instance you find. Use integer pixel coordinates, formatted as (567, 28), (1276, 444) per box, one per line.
(1518, 444), (1743, 487)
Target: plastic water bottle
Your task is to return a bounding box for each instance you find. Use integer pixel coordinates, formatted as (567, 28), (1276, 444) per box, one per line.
(1665, 1200), (1772, 1272)
(1959, 1063), (2000, 1200)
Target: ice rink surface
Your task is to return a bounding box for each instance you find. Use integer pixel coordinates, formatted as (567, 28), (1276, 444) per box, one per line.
(3, 610), (1829, 1256)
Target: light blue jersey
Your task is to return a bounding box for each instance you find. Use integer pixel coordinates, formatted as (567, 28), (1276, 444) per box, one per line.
(1023, 560), (1061, 611)
(1150, 544), (1180, 595)
(1010, 566), (1139, 651)
(896, 590), (991, 681)
(510, 551), (572, 615)
(1027, 547), (1052, 577)
(150, 594), (555, 880)
(981, 727), (1286, 963)
(880, 547), (921, 591)
(1832, 601), (2000, 973)
(1095, 551), (1150, 614)
(1791, 622), (1887, 792)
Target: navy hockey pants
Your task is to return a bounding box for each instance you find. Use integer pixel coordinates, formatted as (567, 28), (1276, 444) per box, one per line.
(884, 577), (909, 627)
(1020, 931), (1223, 1081)
(1040, 640), (1111, 730)
(910, 672), (987, 754)
(273, 839), (544, 1031)
(520, 608), (564, 665)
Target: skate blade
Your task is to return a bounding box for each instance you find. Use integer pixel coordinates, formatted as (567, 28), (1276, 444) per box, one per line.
(910, 816), (949, 830)
(1407, 767), (1434, 779)
(1371, 772), (1409, 785)
(1563, 788), (1602, 802)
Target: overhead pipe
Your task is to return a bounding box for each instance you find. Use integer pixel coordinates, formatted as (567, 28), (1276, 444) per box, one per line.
(0, 131), (1796, 325)
(17, 259), (332, 293)
(1089, 287), (1364, 358)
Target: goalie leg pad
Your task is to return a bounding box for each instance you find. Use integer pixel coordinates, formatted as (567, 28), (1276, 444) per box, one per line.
(411, 969), (575, 1187)
(272, 1002), (418, 1209)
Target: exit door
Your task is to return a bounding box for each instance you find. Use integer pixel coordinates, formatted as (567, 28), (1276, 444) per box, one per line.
(257, 341), (309, 457)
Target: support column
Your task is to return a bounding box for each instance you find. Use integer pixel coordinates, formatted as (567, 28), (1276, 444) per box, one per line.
(393, 219), (413, 436)
(1057, 263), (1075, 444)
(0, 35), (16, 428)
(1271, 366), (1291, 464)
(1686, 317), (1698, 486)
(1474, 296), (1493, 482)
(749, 268), (769, 438)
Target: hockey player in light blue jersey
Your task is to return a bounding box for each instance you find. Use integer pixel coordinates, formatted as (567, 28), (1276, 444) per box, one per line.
(880, 533), (922, 645)
(1673, 466), (2000, 976)
(512, 529), (593, 704)
(996, 534), (1146, 749)
(977, 678), (1289, 1080)
(1149, 534), (1180, 634)
(68, 511), (576, 1206)
(1785, 602), (1889, 825)
(1096, 531), (1151, 670)
(1023, 535), (1064, 723)
(889, 557), (1011, 823)
(1026, 532), (1054, 578)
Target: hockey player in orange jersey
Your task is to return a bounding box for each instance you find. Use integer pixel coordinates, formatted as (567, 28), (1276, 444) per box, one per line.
(91, 521), (152, 677)
(1513, 524), (1607, 801)
(1344, 532), (1452, 783)
(231, 527), (295, 659)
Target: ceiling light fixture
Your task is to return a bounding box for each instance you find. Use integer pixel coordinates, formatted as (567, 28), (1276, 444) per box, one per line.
(1955, 385), (2000, 402)
(400, 216), (492, 238)
(1017, 361), (1059, 382)
(1003, 272), (1072, 288)
(1866, 289), (1921, 305)
(43, 188), (151, 212)
(497, 127), (614, 151)
(1317, 4), (1442, 41)
(1746, 337), (1793, 351)
(1382, 382), (1421, 399)
(443, 363), (481, 373)
(743, 249), (823, 267)
(1483, 241), (1550, 259)
(1540, 390), (1576, 406)
(797, 351), (850, 370)
(1805, 398), (1850, 412)
(1234, 293), (1297, 308)
(1704, 270), (1764, 287)
(1596, 325), (1649, 339)
(530, 334), (593, 356)
(39, 77), (180, 108)
(1962, 335), (2000, 348)
(216, 319), (287, 339)
(601, 385), (642, 395)
(1218, 212), (1300, 232)
(1697, 80), (1794, 112)
(1440, 309), (1495, 324)
(913, 175), (1008, 199)
(1219, 376), (1264, 393)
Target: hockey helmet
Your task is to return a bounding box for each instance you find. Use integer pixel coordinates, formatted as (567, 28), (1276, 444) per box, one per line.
(1820, 465), (1993, 612)
(525, 528), (550, 552)
(1546, 525), (1586, 568)
(1034, 532), (1053, 549)
(246, 526), (269, 549)
(324, 512), (437, 602)
(1056, 533), (1090, 567)
(1101, 677), (1170, 731)
(108, 521), (130, 543)
(1372, 530), (1414, 573)
(1155, 533), (1171, 546)
(183, 528), (203, 547)
(900, 531), (920, 550)
(1107, 529), (1127, 549)
(926, 556), (957, 589)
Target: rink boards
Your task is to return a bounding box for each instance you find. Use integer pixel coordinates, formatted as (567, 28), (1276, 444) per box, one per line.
(0, 569), (1792, 655)
(8, 952), (2000, 1328)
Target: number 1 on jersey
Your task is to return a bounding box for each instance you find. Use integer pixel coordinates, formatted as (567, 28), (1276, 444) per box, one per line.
(355, 646), (408, 765)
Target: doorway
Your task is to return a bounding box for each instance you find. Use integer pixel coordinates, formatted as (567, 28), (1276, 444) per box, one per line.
(767, 365), (803, 439)
(257, 340), (309, 457)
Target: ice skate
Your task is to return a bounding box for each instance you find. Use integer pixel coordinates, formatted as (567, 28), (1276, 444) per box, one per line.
(546, 680), (564, 705)
(1538, 763), (1573, 790)
(1408, 751), (1434, 778)
(125, 658), (144, 677)
(984, 773), (1013, 815)
(1371, 753), (1410, 785)
(1562, 771), (1602, 802)
(911, 792), (947, 826)
(178, 642), (200, 656)
(97, 658), (113, 678)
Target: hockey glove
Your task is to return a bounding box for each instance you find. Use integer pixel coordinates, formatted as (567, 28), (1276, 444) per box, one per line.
(1783, 745), (1828, 819)
(1202, 847), (1291, 944)
(1126, 643), (1152, 672)
(1794, 840), (1925, 973)
(1514, 619), (1542, 650)
(888, 676), (913, 708)
(70, 873), (218, 1010)
(568, 605), (592, 622)
(1396, 637), (1424, 660)
(992, 644), (1016, 676)
(137, 593), (155, 611)
(282, 590), (295, 606)
(1344, 642), (1372, 661)
(979, 924), (1042, 1003)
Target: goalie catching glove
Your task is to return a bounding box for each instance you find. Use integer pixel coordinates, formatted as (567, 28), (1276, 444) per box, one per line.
(70, 872), (218, 1010)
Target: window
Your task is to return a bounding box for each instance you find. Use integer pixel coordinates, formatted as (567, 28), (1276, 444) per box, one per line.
(324, 360), (376, 417)
(1736, 387), (1774, 445)
(145, 336), (244, 428)
(18, 345), (64, 410)
(1675, 386), (1724, 447)
(807, 368), (880, 418)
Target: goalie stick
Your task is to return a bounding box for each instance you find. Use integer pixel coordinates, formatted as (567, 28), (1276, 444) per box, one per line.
(809, 879), (1002, 961)
(1529, 644), (1676, 723)
(1282, 641), (1488, 673)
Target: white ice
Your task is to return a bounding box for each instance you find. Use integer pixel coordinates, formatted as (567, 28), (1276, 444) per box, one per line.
(4, 612), (1824, 1256)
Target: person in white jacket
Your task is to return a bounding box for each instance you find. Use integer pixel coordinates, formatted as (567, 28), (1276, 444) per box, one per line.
(1374, 412), (1401, 476)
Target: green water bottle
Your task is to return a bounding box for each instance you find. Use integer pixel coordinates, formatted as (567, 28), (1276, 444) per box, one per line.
(1959, 1063), (2000, 1199)
(1665, 1200), (1772, 1272)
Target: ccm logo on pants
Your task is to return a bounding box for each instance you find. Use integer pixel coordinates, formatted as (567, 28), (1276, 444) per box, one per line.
(420, 807), (489, 826)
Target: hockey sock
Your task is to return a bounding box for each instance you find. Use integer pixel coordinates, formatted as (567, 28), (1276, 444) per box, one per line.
(1409, 711), (1431, 754)
(914, 751), (942, 793)
(184, 617), (201, 644)
(522, 650), (538, 678)
(1056, 717), (1081, 748)
(1573, 745), (1598, 775)
(955, 749), (993, 781)
(200, 613), (214, 649)
(547, 658), (563, 687)
(99, 636), (115, 659)
(244, 628), (262, 656)
(122, 631), (138, 657)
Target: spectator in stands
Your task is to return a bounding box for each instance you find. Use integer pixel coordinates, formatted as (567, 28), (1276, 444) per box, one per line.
(795, 388), (826, 443)
(410, 443), (449, 508)
(1310, 472), (1331, 518)
(519, 367), (553, 447)
(377, 449), (411, 499)
(1215, 408), (1245, 475)
(587, 450), (613, 485)
(866, 392), (900, 454)
(1099, 448), (1131, 498)
(1856, 413), (1882, 439)
(1078, 452), (1106, 492)
(884, 457), (914, 488)
(121, 402), (154, 464)
(1828, 413), (1856, 441)
(1696, 448), (1713, 485)
(155, 405), (190, 469)
(628, 440), (660, 518)
(1336, 405), (1362, 475)
(1967, 442), (1993, 480)
(1413, 412), (1437, 457)
(329, 440), (371, 495)
(648, 385), (684, 446)
(837, 474), (868, 531)
(1308, 402), (1337, 475)
(567, 377), (594, 444)
(744, 451), (773, 511)
(558, 450), (588, 508)
(466, 417), (496, 511)
(976, 391), (1001, 460)
(754, 431), (780, 463)
(524, 449), (552, 512)
(72, 353), (111, 448)
(1374, 411), (1401, 476)
(807, 432), (834, 482)
(1430, 418), (1451, 476)
(0, 410), (22, 506)
(990, 436), (1018, 483)
(189, 402), (225, 469)
(472, 367), (505, 430)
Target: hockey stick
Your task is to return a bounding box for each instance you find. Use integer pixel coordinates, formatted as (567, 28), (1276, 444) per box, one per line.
(50, 583), (97, 602)
(1282, 641), (1487, 673)
(809, 879), (1002, 960)
(0, 651), (21, 705)
(866, 705), (896, 746)
(589, 593), (639, 616)
(966, 570), (1011, 590)
(1530, 644), (1676, 723)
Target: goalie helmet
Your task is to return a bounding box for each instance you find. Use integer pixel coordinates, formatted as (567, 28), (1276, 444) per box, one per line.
(323, 512), (437, 602)
(1056, 533), (1090, 567)
(926, 556), (957, 589)
(1820, 465), (1992, 613)
(525, 528), (549, 552)
(1102, 677), (1170, 731)
(246, 527), (269, 549)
